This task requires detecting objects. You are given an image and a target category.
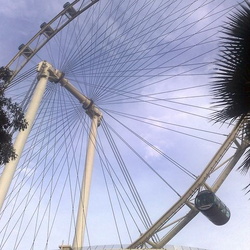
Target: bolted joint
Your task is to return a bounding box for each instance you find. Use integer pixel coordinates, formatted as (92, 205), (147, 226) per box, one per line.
(36, 61), (64, 83)
(85, 104), (103, 127)
(36, 61), (51, 79)
(83, 99), (103, 126)
(36, 61), (103, 126)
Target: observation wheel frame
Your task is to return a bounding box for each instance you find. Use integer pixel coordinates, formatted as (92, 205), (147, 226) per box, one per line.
(5, 0), (99, 85)
(127, 117), (249, 248)
(1, 0), (249, 249)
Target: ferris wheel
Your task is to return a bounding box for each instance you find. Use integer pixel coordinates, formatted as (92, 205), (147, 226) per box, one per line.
(0, 1), (249, 249)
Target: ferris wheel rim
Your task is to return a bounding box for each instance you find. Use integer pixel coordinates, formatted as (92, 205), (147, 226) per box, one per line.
(0, 1), (247, 249)
(127, 117), (248, 248)
(4, 0), (99, 86)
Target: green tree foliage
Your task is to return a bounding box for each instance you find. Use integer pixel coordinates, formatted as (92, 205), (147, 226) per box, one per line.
(211, 2), (250, 190)
(0, 67), (27, 165)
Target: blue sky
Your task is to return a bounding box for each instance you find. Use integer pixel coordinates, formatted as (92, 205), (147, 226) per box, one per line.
(0, 0), (250, 250)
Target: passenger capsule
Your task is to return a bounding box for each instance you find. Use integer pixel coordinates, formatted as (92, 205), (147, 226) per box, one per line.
(40, 22), (54, 37)
(63, 2), (77, 17)
(195, 190), (230, 226)
(18, 44), (33, 58)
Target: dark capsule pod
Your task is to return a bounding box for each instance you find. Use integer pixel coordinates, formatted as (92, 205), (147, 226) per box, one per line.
(40, 22), (54, 38)
(63, 2), (77, 17)
(18, 44), (33, 58)
(195, 190), (230, 226)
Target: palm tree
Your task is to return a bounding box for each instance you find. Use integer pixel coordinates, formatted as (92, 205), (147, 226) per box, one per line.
(211, 1), (250, 190)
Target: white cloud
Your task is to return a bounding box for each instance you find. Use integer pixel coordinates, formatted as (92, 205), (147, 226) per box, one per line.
(0, 0), (27, 18)
(0, 0), (65, 19)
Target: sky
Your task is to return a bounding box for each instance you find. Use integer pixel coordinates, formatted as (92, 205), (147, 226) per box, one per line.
(0, 0), (250, 250)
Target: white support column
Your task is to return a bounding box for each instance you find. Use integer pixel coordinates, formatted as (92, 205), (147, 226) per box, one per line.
(32, 61), (103, 250)
(0, 63), (49, 212)
(72, 115), (99, 250)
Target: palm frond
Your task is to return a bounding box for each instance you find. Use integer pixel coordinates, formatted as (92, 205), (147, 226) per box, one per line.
(211, 2), (250, 122)
(211, 2), (250, 182)
(238, 119), (250, 174)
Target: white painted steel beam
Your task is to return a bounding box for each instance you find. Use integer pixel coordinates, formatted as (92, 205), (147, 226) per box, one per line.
(127, 118), (248, 249)
(72, 115), (100, 250)
(6, 0), (99, 86)
(39, 61), (102, 250)
(0, 62), (50, 211)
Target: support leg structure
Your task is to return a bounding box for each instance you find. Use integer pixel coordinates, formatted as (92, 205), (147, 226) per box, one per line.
(0, 63), (50, 211)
